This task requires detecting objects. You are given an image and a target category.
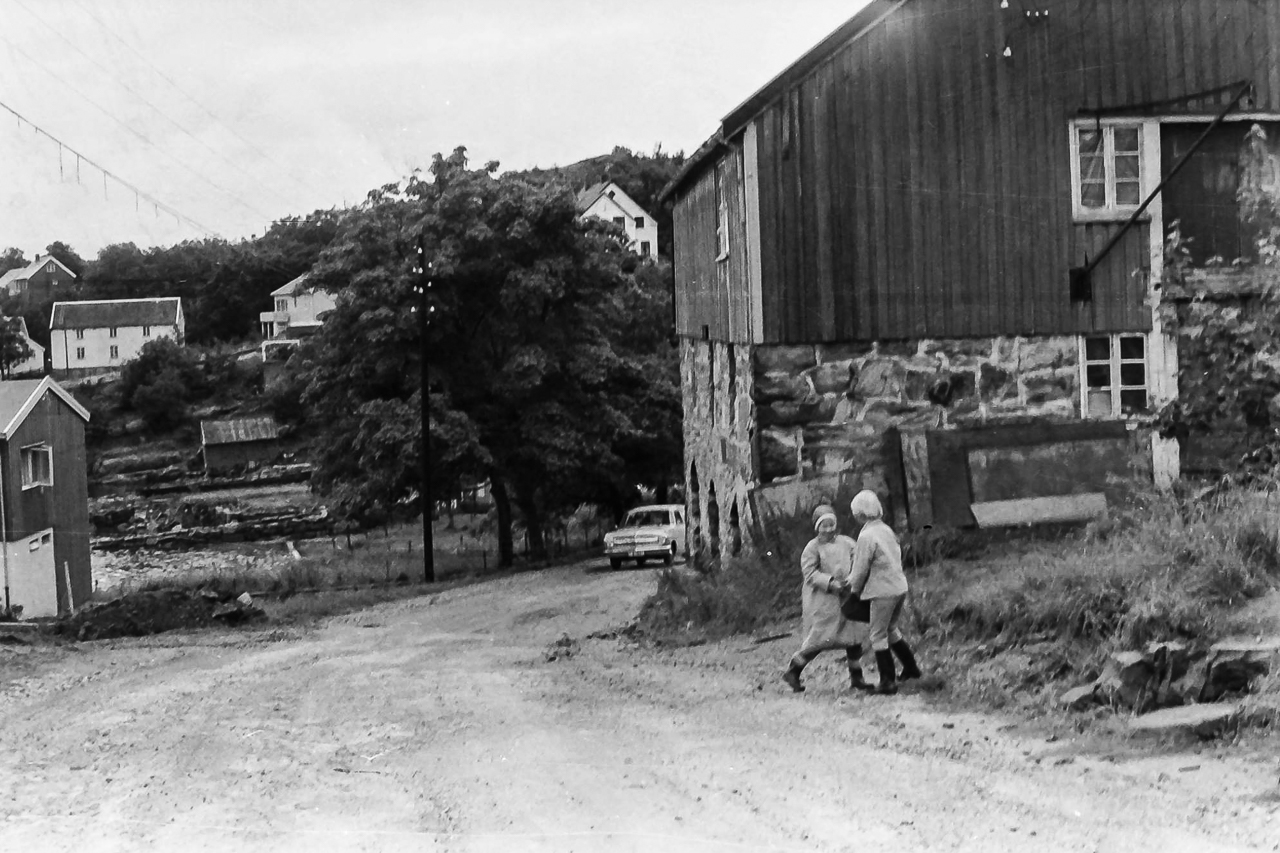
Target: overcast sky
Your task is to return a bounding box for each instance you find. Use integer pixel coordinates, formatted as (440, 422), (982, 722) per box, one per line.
(0, 0), (868, 258)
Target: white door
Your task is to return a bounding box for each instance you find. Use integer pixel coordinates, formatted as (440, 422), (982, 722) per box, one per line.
(7, 531), (57, 618)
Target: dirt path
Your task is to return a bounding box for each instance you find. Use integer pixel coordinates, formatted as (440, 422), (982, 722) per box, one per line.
(1, 561), (1277, 852)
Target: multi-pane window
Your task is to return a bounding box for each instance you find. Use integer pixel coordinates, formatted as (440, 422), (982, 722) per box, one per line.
(109, 327), (118, 338)
(640, 241), (651, 256)
(109, 345), (119, 359)
(142, 325), (151, 337)
(74, 329), (84, 340)
(612, 216), (626, 228)
(21, 444), (52, 488)
(75, 347), (85, 360)
(275, 299), (288, 312)
(1073, 124), (1142, 216)
(1081, 334), (1148, 417)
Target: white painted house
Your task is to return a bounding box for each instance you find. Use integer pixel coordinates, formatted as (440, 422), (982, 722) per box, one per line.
(49, 297), (184, 371)
(575, 181), (659, 257)
(259, 273), (336, 341)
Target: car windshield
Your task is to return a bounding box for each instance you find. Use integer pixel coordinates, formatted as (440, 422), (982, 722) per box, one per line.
(622, 510), (670, 528)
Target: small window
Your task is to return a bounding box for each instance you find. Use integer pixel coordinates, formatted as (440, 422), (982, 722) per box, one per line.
(40, 532), (51, 545)
(74, 329), (84, 340)
(635, 217), (645, 229)
(1081, 334), (1148, 417)
(640, 241), (651, 256)
(110, 345), (119, 359)
(46, 263), (55, 273)
(612, 216), (626, 228)
(21, 444), (52, 489)
(75, 347), (85, 360)
(1072, 123), (1143, 218)
(109, 327), (118, 338)
(28, 537), (39, 552)
(276, 299), (288, 312)
(49, 278), (58, 287)
(142, 325), (151, 337)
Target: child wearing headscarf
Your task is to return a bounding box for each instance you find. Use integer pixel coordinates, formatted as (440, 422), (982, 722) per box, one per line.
(847, 489), (922, 695)
(782, 503), (871, 693)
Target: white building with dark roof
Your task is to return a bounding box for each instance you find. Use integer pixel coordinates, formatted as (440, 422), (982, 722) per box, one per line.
(260, 273), (336, 341)
(49, 297), (184, 371)
(575, 181), (659, 257)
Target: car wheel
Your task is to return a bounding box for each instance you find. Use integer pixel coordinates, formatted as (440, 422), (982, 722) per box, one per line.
(609, 557), (623, 570)
(663, 544), (675, 566)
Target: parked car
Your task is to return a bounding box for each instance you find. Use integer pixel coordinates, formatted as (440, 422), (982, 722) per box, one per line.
(603, 504), (687, 569)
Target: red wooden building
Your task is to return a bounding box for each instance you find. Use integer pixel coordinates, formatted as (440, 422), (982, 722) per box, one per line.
(0, 377), (91, 619)
(663, 0), (1280, 552)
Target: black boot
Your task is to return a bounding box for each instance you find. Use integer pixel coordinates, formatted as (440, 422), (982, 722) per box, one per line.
(782, 656), (808, 693)
(846, 646), (871, 691)
(874, 649), (898, 695)
(891, 639), (922, 681)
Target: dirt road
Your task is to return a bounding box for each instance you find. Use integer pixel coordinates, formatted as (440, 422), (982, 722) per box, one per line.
(2, 560), (1277, 853)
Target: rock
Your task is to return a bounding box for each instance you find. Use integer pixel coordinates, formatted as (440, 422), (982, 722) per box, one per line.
(852, 359), (905, 399)
(807, 361), (856, 395)
(1058, 683), (1098, 711)
(1096, 650), (1156, 710)
(1129, 704), (1240, 739)
(1201, 638), (1280, 701)
(753, 372), (812, 405)
(758, 429), (800, 483)
(754, 346), (816, 374)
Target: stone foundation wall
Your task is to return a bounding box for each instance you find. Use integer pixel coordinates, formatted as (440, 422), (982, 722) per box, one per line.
(680, 339), (757, 558)
(755, 335), (1083, 487)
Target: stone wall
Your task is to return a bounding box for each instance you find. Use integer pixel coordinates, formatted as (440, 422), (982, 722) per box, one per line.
(680, 339), (757, 559)
(754, 335), (1081, 487)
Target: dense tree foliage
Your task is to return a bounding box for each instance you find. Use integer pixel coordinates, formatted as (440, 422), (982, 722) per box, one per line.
(298, 148), (681, 564)
(0, 316), (34, 379)
(0, 247), (27, 276)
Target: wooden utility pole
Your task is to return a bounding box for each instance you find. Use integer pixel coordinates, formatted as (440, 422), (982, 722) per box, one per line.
(417, 233), (435, 583)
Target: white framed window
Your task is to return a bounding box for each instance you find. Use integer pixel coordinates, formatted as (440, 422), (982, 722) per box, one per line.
(109, 345), (119, 359)
(74, 329), (84, 340)
(109, 327), (118, 338)
(142, 325), (151, 337)
(640, 241), (651, 256)
(1080, 333), (1148, 418)
(46, 263), (54, 273)
(75, 347), (85, 360)
(275, 299), (288, 312)
(1070, 122), (1143, 219)
(635, 216), (645, 229)
(20, 444), (52, 489)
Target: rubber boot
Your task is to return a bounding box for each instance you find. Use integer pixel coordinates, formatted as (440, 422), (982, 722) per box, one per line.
(873, 649), (898, 695)
(846, 646), (872, 691)
(782, 656), (808, 693)
(891, 639), (923, 681)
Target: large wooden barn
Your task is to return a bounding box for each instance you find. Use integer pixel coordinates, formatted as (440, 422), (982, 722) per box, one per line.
(662, 0), (1280, 555)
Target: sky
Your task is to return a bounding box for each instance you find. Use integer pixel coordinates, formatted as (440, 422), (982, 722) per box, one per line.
(0, 0), (870, 259)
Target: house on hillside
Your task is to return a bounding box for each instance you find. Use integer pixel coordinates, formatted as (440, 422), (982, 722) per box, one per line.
(661, 0), (1280, 556)
(576, 181), (659, 257)
(259, 273), (337, 374)
(0, 255), (76, 304)
(49, 297), (184, 373)
(200, 416), (282, 475)
(1, 317), (46, 379)
(0, 376), (91, 618)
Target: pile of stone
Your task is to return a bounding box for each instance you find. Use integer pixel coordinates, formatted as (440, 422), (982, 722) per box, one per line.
(55, 588), (265, 641)
(1058, 637), (1280, 736)
(93, 507), (338, 551)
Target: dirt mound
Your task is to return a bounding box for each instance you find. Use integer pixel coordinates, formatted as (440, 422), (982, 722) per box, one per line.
(56, 589), (265, 641)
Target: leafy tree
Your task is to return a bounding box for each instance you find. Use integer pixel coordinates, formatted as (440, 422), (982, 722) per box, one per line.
(0, 316), (34, 379)
(300, 147), (681, 565)
(0, 247), (26, 276)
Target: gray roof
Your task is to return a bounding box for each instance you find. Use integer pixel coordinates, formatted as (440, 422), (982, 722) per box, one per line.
(0, 376), (91, 439)
(50, 298), (181, 330)
(200, 416), (281, 446)
(271, 272), (312, 298)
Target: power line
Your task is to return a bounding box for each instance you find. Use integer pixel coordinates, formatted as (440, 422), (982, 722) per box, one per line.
(0, 29), (274, 222)
(68, 0), (318, 201)
(0, 97), (219, 236)
(12, 0), (310, 214)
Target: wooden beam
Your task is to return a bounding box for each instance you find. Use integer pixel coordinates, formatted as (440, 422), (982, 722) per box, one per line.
(970, 493), (1107, 528)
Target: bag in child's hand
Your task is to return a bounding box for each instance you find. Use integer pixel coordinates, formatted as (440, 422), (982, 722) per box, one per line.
(840, 593), (870, 623)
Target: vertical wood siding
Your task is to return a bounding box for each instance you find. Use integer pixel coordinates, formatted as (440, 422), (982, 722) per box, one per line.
(675, 0), (1280, 343)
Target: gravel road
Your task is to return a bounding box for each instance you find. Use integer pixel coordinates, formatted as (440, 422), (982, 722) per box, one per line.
(1, 559), (1277, 852)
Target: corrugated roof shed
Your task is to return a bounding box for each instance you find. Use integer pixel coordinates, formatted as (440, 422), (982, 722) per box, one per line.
(200, 416), (281, 447)
(50, 298), (181, 330)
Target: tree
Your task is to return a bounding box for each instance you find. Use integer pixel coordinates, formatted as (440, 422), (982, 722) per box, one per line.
(0, 247), (26, 277)
(300, 147), (681, 565)
(43, 241), (86, 279)
(0, 317), (33, 379)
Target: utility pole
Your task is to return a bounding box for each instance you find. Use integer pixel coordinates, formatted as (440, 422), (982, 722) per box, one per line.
(417, 232), (435, 583)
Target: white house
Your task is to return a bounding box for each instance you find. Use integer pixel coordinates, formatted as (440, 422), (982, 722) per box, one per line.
(575, 181), (659, 257)
(259, 273), (336, 341)
(49, 297), (184, 371)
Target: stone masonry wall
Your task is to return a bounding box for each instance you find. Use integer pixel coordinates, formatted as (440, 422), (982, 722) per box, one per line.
(755, 336), (1081, 486)
(681, 338), (757, 559)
